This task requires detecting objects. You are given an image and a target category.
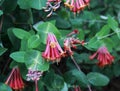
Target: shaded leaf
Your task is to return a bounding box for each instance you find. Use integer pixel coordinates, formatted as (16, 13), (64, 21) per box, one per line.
(0, 83), (12, 91)
(87, 72), (110, 86)
(17, 0), (46, 10)
(0, 47), (7, 56)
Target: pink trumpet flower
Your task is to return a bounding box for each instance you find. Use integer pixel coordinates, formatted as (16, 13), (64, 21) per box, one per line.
(42, 33), (64, 63)
(89, 46), (114, 67)
(64, 0), (90, 14)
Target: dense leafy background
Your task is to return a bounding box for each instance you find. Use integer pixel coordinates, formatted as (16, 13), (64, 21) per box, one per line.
(0, 0), (120, 91)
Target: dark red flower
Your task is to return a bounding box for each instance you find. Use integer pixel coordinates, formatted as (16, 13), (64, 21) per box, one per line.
(42, 33), (64, 62)
(89, 46), (114, 67)
(5, 67), (24, 90)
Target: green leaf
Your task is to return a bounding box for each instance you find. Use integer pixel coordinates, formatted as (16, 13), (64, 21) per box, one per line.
(12, 28), (31, 39)
(87, 72), (110, 86)
(108, 16), (118, 31)
(0, 47), (7, 56)
(10, 51), (25, 63)
(0, 10), (3, 16)
(95, 25), (110, 39)
(56, 17), (71, 29)
(0, 83), (12, 91)
(25, 50), (49, 71)
(64, 69), (89, 87)
(85, 37), (103, 51)
(1, 0), (17, 13)
(17, 0), (47, 10)
(33, 22), (61, 44)
(7, 28), (20, 49)
(44, 70), (64, 90)
(107, 17), (120, 39)
(28, 34), (41, 48)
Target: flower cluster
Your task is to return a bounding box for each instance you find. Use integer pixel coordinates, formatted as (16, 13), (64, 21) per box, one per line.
(43, 0), (61, 17)
(5, 67), (24, 90)
(64, 0), (90, 14)
(42, 33), (64, 63)
(26, 69), (43, 81)
(26, 69), (43, 91)
(64, 37), (84, 55)
(64, 30), (84, 56)
(42, 30), (84, 63)
(89, 46), (114, 67)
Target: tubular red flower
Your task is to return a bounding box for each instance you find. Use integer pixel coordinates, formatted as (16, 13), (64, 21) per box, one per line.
(89, 46), (114, 67)
(64, 0), (90, 14)
(42, 33), (64, 62)
(5, 67), (24, 90)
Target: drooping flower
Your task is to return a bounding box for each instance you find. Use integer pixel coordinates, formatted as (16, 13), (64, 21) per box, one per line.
(26, 69), (43, 91)
(5, 67), (24, 90)
(74, 86), (82, 91)
(43, 0), (61, 17)
(89, 46), (114, 67)
(64, 30), (85, 56)
(64, 0), (90, 14)
(42, 33), (64, 62)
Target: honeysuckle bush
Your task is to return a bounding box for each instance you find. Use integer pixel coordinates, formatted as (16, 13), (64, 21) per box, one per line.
(0, 0), (120, 91)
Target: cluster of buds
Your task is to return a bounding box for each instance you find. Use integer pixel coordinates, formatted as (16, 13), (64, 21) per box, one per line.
(26, 69), (43, 81)
(26, 69), (43, 91)
(89, 46), (114, 67)
(43, 0), (61, 17)
(42, 33), (64, 63)
(64, 0), (90, 14)
(5, 67), (24, 91)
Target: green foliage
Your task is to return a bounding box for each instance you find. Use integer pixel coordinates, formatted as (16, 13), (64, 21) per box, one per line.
(1, 0), (120, 91)
(33, 22), (61, 44)
(0, 83), (12, 91)
(0, 47), (7, 56)
(64, 69), (89, 87)
(87, 72), (110, 86)
(25, 50), (49, 71)
(17, 0), (47, 10)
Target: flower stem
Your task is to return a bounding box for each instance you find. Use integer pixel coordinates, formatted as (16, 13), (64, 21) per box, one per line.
(5, 67), (15, 84)
(35, 80), (38, 91)
(71, 56), (92, 91)
(70, 56), (81, 71)
(88, 85), (92, 91)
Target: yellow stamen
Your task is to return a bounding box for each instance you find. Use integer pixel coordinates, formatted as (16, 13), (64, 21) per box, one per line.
(50, 42), (57, 48)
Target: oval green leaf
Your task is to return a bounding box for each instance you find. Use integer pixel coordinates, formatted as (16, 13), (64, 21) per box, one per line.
(87, 72), (110, 86)
(10, 51), (25, 63)
(25, 50), (49, 71)
(28, 35), (41, 48)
